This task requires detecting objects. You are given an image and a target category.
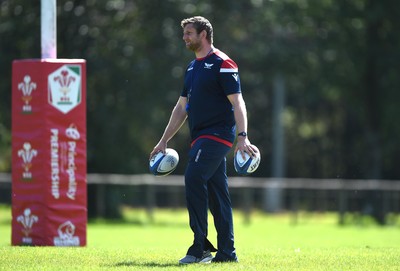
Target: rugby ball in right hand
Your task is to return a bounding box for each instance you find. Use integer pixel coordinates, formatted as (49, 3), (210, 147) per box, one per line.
(234, 147), (261, 175)
(149, 148), (179, 176)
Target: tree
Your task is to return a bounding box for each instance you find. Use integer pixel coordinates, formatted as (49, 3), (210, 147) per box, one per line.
(1, 0), (400, 182)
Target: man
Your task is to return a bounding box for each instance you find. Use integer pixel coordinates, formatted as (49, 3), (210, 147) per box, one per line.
(149, 16), (258, 264)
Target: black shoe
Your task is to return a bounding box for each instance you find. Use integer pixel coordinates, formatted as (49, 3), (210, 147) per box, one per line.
(212, 257), (238, 263)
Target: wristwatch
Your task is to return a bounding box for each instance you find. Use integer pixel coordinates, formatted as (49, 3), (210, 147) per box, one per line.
(237, 131), (247, 137)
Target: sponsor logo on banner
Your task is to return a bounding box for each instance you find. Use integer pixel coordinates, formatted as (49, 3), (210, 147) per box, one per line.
(50, 129), (60, 199)
(17, 142), (38, 181)
(50, 124), (80, 200)
(16, 208), (39, 244)
(18, 75), (37, 113)
(65, 124), (80, 200)
(53, 221), (80, 246)
(48, 65), (82, 114)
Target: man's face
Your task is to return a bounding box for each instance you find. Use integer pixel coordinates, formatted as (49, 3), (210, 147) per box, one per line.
(182, 24), (201, 51)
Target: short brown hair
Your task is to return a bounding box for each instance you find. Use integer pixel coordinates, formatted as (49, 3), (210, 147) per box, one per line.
(181, 16), (213, 44)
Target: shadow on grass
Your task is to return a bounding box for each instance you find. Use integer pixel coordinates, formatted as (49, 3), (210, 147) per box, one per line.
(88, 218), (147, 225)
(88, 217), (188, 228)
(109, 261), (179, 268)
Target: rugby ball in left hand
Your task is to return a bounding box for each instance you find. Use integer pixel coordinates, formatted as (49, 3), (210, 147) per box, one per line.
(234, 147), (261, 175)
(149, 148), (179, 176)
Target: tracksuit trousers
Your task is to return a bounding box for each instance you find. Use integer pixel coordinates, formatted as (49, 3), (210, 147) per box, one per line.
(184, 138), (237, 262)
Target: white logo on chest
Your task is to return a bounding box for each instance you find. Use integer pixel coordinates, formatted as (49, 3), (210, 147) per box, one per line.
(204, 63), (214, 69)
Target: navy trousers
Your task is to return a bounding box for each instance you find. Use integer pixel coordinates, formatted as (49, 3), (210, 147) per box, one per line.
(184, 138), (237, 261)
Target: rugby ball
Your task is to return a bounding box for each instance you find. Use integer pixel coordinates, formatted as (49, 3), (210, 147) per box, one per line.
(149, 148), (179, 176)
(234, 147), (261, 175)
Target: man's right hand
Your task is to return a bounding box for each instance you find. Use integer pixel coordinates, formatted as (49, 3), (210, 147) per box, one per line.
(149, 140), (167, 160)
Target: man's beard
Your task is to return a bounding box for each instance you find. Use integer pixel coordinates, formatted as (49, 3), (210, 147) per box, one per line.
(186, 39), (201, 52)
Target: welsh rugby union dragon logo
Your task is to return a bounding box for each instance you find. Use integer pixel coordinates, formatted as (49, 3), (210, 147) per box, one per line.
(48, 65), (82, 114)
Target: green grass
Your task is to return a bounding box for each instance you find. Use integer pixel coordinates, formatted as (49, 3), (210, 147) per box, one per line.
(1, 205), (400, 270)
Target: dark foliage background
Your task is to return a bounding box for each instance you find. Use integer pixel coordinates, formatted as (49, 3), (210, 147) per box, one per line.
(1, 0), (400, 180)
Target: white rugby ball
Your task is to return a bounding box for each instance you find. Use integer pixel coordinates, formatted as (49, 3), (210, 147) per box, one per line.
(149, 148), (179, 176)
(234, 147), (261, 175)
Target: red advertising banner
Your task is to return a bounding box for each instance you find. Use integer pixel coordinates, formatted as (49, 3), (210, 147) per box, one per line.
(11, 59), (87, 246)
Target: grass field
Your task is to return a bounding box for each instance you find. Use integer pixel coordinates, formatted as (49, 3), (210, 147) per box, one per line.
(1, 204), (400, 271)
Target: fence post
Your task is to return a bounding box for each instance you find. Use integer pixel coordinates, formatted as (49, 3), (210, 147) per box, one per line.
(338, 189), (347, 225)
(145, 184), (155, 223)
(96, 184), (106, 217)
(242, 187), (253, 224)
(290, 189), (299, 225)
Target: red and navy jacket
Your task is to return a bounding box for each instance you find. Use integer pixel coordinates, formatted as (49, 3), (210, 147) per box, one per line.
(181, 49), (241, 147)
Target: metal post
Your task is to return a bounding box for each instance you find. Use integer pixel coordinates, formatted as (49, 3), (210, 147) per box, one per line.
(41, 0), (57, 58)
(264, 73), (286, 212)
